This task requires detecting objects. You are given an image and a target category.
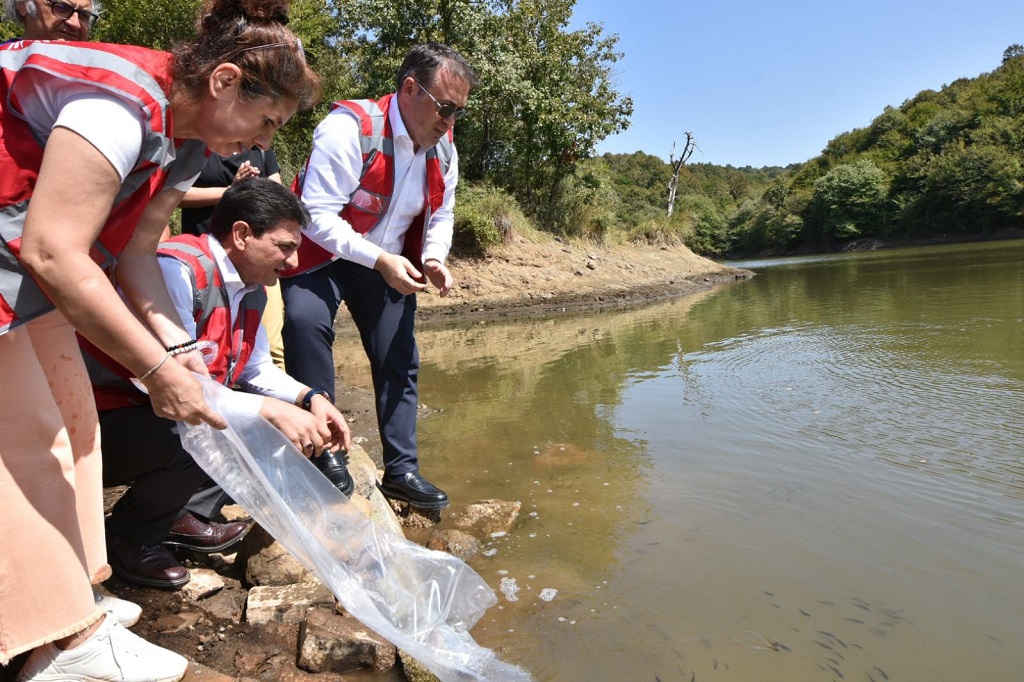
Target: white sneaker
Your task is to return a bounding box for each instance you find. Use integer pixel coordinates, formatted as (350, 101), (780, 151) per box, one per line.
(16, 612), (187, 682)
(94, 590), (143, 628)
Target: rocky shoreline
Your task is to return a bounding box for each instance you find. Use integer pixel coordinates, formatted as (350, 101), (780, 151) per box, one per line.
(1, 240), (743, 682)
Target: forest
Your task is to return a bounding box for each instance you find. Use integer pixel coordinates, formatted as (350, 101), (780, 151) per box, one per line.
(4, 1), (1022, 258)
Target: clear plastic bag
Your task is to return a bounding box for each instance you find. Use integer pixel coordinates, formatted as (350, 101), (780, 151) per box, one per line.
(178, 377), (531, 681)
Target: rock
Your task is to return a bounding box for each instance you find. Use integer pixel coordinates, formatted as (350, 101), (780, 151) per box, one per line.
(345, 444), (379, 499)
(192, 586), (245, 624)
(533, 442), (589, 468)
(426, 529), (481, 561)
(297, 608), (396, 674)
(236, 524), (314, 586)
(182, 659), (258, 681)
(245, 582), (335, 625)
(219, 504), (250, 522)
(400, 651), (441, 682)
(451, 499), (521, 536)
(153, 611), (201, 634)
(387, 499), (442, 529)
(181, 568), (224, 601)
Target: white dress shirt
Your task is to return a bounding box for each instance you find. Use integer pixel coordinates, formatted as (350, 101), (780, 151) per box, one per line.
(297, 94), (459, 270)
(159, 235), (305, 404)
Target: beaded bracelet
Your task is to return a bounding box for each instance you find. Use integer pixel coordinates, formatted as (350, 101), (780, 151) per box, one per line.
(138, 353), (171, 382)
(166, 340), (198, 357)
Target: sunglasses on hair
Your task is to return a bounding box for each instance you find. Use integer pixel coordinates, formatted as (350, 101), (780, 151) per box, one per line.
(45, 0), (99, 29)
(234, 39), (306, 63)
(414, 80), (467, 120)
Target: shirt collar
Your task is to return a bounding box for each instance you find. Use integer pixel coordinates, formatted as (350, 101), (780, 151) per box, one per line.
(388, 93), (413, 145)
(204, 234), (259, 296)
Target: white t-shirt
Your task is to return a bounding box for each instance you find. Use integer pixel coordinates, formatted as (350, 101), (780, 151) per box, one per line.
(16, 73), (197, 190)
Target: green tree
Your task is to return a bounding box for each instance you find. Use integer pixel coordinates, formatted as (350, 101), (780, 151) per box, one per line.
(331, 0), (633, 223)
(809, 159), (890, 241)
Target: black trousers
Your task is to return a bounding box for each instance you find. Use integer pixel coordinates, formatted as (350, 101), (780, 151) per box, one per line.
(281, 259), (421, 476)
(100, 406), (230, 544)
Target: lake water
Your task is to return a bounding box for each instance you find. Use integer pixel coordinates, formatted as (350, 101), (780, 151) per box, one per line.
(333, 239), (1024, 681)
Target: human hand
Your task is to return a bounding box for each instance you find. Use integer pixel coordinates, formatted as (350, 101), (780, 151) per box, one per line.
(373, 252), (427, 295)
(309, 394), (352, 452)
(172, 348), (211, 378)
(422, 259), (453, 297)
(259, 397), (333, 455)
(233, 161), (260, 183)
(142, 360), (226, 429)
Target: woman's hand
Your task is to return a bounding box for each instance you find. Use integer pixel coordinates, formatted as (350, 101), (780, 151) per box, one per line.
(141, 359), (226, 428)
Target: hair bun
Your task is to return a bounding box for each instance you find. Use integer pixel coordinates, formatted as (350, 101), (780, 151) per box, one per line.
(200, 0), (290, 26)
(239, 0), (290, 24)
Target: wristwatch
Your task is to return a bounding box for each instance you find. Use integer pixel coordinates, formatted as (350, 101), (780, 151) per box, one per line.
(300, 389), (330, 410)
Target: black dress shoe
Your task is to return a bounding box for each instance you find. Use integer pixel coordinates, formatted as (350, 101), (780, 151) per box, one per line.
(312, 450), (355, 497)
(163, 511), (251, 553)
(379, 471), (449, 510)
(108, 535), (190, 589)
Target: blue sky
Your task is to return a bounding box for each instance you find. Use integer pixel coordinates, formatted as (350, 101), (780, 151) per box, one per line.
(569, 0), (1024, 168)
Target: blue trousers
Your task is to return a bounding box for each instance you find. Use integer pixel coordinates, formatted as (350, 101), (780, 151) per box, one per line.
(280, 259), (420, 476)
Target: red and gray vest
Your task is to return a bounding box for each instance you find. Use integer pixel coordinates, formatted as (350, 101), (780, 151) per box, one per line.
(83, 235), (267, 411)
(0, 41), (208, 334)
(283, 93), (454, 276)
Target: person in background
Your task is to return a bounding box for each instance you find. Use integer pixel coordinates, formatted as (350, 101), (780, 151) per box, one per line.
(0, 0), (320, 678)
(280, 43), (478, 510)
(179, 146), (282, 235)
(179, 146), (288, 368)
(88, 178), (351, 589)
(2, 0), (99, 42)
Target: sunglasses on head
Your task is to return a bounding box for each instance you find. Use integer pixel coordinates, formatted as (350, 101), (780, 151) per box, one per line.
(414, 80), (467, 120)
(45, 0), (99, 29)
(233, 38), (306, 63)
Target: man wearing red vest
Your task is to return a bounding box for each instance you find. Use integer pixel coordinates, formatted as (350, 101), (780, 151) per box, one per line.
(90, 179), (351, 588)
(281, 44), (478, 510)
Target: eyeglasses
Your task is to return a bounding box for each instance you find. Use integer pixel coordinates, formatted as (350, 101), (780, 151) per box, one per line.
(45, 0), (99, 29)
(414, 80), (467, 120)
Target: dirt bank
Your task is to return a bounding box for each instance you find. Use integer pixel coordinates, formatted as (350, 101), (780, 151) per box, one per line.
(414, 233), (751, 325)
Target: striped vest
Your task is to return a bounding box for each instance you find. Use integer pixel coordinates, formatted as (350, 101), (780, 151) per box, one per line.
(83, 235), (267, 411)
(0, 41), (208, 334)
(283, 93), (453, 276)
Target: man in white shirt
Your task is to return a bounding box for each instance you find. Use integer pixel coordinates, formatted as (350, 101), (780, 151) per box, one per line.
(92, 178), (351, 588)
(280, 44), (478, 510)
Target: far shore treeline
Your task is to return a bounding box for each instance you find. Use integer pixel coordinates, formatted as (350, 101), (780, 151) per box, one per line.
(4, 2), (1022, 259)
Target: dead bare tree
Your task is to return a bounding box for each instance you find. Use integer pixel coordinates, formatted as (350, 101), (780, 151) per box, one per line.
(667, 133), (696, 218)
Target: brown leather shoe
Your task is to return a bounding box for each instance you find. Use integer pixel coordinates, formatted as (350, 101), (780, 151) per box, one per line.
(108, 535), (190, 589)
(163, 511), (251, 553)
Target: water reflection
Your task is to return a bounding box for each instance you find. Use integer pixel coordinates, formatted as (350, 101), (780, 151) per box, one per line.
(331, 240), (1024, 681)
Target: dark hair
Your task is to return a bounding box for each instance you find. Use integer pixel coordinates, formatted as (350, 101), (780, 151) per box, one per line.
(209, 177), (308, 239)
(396, 43), (479, 92)
(172, 0), (321, 111)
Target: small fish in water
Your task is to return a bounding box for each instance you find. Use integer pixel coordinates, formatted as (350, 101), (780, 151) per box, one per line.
(799, 609), (811, 617)
(872, 665), (889, 680)
(826, 663), (844, 679)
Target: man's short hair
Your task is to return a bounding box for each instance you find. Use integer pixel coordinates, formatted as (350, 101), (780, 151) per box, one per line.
(396, 43), (479, 92)
(209, 177), (309, 240)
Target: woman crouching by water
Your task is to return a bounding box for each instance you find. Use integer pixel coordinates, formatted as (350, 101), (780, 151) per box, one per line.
(0, 1), (319, 679)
